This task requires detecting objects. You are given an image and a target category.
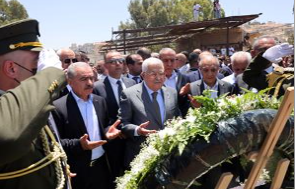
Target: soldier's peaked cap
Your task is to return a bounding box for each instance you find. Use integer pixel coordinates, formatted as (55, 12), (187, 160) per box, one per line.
(0, 19), (43, 55)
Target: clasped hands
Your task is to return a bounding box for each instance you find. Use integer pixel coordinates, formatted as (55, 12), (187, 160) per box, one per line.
(80, 120), (122, 150)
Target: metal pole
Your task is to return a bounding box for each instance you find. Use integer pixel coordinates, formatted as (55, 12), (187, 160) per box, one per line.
(123, 29), (126, 55)
(226, 21), (229, 57)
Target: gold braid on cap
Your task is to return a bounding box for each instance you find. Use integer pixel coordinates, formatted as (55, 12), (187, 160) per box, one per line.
(0, 126), (71, 189)
(9, 42), (43, 50)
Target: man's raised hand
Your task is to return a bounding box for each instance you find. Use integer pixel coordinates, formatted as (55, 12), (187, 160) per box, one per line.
(106, 120), (122, 139)
(137, 121), (157, 136)
(80, 134), (107, 150)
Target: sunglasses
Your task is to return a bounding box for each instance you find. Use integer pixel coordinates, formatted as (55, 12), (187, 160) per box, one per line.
(64, 58), (78, 64)
(106, 58), (125, 64)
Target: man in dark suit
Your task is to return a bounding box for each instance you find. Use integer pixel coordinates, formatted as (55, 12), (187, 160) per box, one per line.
(126, 54), (143, 84)
(53, 62), (121, 189)
(159, 48), (190, 117)
(180, 55), (233, 108)
(92, 51), (136, 181)
(119, 57), (180, 167)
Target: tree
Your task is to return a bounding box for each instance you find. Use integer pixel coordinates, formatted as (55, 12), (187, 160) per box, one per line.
(119, 0), (225, 31)
(117, 0), (225, 51)
(0, 0), (28, 26)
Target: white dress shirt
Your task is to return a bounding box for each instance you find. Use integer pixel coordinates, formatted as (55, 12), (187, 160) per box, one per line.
(66, 85), (72, 92)
(222, 73), (235, 85)
(71, 91), (104, 160)
(178, 64), (190, 74)
(107, 76), (127, 105)
(204, 80), (219, 99)
(97, 74), (107, 81)
(164, 71), (178, 89)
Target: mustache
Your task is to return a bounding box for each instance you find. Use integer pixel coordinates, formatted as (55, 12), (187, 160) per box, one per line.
(84, 85), (93, 90)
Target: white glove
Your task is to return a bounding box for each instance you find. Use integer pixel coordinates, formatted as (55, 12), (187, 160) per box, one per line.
(37, 48), (62, 71)
(262, 43), (294, 63)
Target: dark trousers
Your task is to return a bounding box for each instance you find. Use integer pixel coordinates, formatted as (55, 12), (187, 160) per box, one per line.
(71, 155), (111, 189)
(105, 138), (126, 186)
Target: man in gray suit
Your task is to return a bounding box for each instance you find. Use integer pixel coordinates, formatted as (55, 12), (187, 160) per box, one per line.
(119, 57), (180, 168)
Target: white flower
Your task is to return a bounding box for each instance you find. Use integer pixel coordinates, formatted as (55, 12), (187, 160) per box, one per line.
(158, 127), (176, 139)
(186, 115), (195, 123)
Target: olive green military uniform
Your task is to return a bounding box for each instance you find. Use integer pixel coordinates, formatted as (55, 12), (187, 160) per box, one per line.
(0, 19), (68, 189)
(0, 68), (67, 189)
(243, 52), (294, 97)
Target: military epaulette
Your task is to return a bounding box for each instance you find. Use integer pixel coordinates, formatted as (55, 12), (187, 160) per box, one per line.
(48, 80), (59, 93)
(267, 66), (294, 97)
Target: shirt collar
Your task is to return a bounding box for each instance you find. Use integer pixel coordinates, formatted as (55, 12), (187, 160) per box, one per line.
(203, 79), (219, 90)
(128, 73), (139, 78)
(108, 75), (123, 85)
(71, 90), (93, 103)
(143, 81), (161, 95)
(264, 65), (274, 74)
(167, 70), (177, 79)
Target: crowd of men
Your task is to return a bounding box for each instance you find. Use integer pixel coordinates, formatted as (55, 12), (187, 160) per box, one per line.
(0, 19), (294, 189)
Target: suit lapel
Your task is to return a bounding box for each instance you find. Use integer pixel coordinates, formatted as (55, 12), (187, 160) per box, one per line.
(135, 83), (144, 103)
(67, 93), (88, 135)
(122, 77), (133, 88)
(217, 80), (224, 96)
(176, 72), (181, 91)
(92, 96), (106, 139)
(162, 87), (170, 122)
(104, 77), (119, 109)
(200, 80), (205, 95)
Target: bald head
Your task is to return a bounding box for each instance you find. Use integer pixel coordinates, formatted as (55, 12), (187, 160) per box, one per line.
(231, 51), (251, 76)
(251, 36), (277, 57)
(199, 55), (219, 68)
(199, 56), (220, 87)
(199, 51), (214, 61)
(175, 53), (187, 69)
(57, 48), (76, 69)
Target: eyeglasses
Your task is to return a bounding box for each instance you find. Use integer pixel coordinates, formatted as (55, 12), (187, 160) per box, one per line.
(64, 58), (78, 64)
(106, 58), (125, 64)
(146, 71), (166, 78)
(13, 62), (37, 75)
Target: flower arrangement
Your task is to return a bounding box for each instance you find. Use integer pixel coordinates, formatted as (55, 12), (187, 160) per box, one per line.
(116, 89), (283, 189)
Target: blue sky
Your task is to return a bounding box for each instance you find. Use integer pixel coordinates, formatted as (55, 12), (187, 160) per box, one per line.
(17, 0), (294, 49)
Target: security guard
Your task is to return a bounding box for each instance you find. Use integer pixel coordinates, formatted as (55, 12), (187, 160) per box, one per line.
(0, 19), (69, 189)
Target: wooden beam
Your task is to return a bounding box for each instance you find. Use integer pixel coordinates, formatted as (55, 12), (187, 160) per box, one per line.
(112, 14), (261, 34)
(215, 172), (233, 189)
(244, 87), (294, 189)
(105, 33), (174, 43)
(102, 40), (173, 51)
(103, 37), (177, 48)
(270, 159), (290, 189)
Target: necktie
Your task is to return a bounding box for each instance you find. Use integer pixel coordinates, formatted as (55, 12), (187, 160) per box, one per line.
(132, 76), (139, 84)
(117, 80), (123, 97)
(152, 92), (162, 125)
